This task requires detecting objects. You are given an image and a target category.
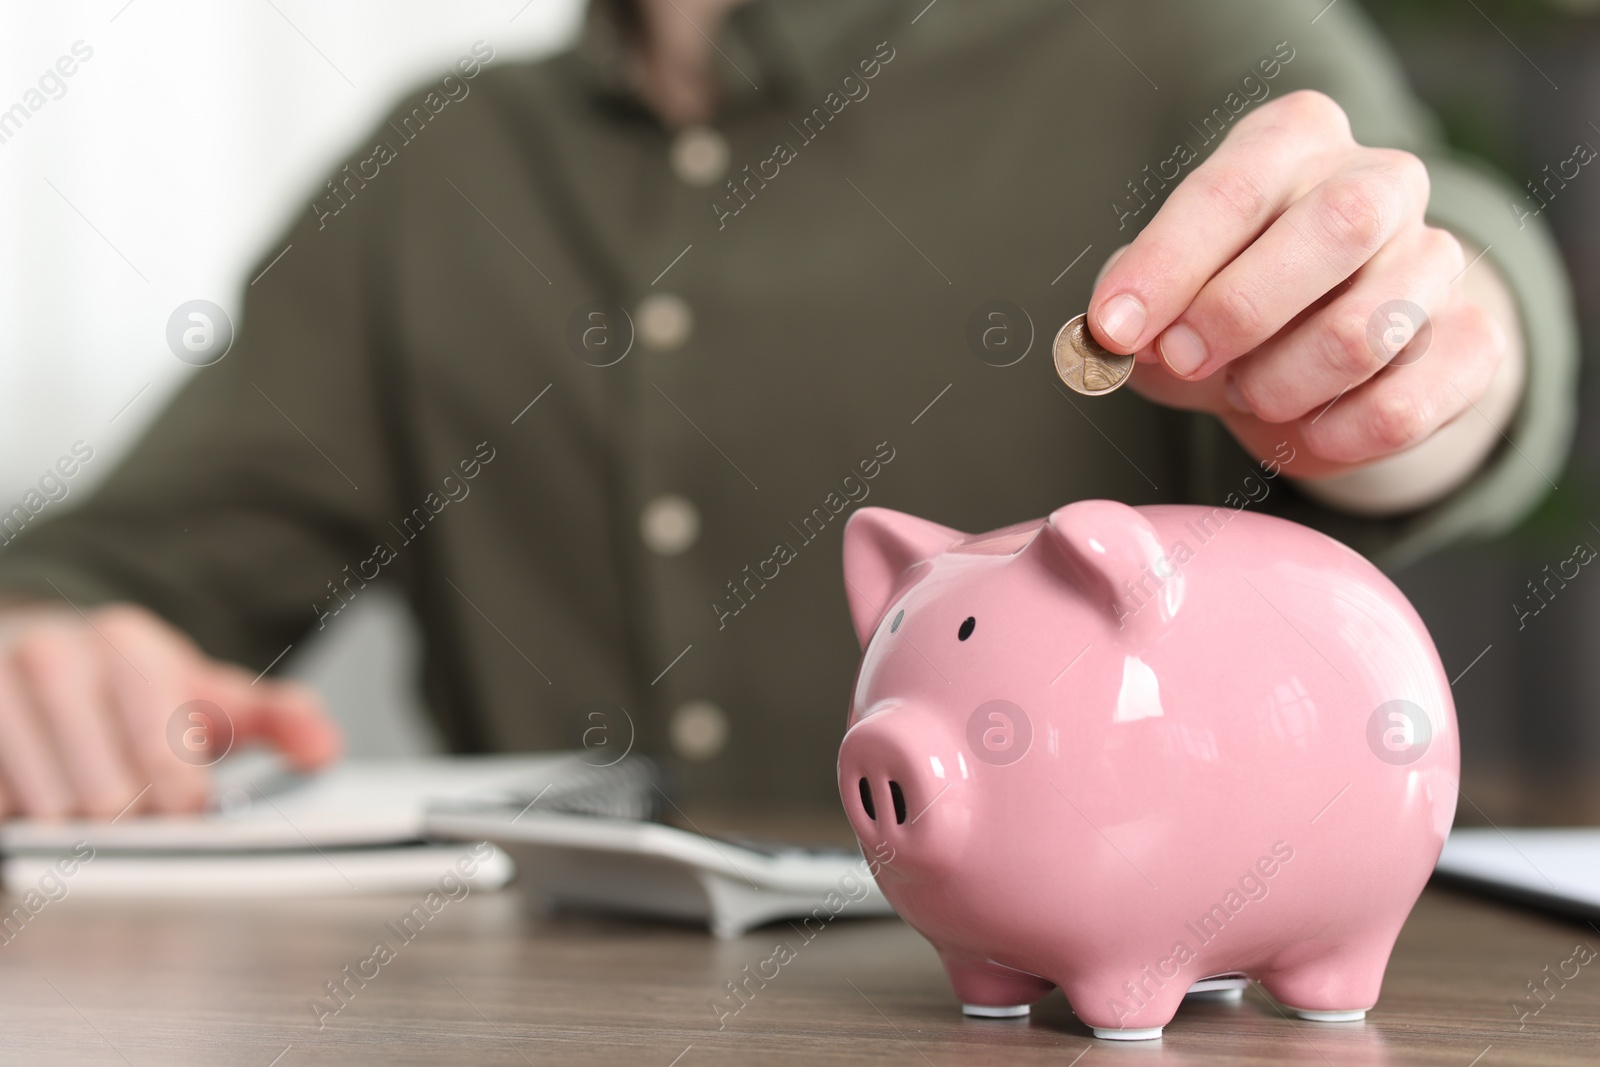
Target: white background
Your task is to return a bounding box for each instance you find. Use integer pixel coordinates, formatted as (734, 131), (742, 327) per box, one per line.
(0, 0), (585, 755)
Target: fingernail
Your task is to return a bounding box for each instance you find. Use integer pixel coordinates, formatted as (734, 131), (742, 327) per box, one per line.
(1096, 293), (1147, 351)
(1223, 375), (1250, 413)
(1159, 323), (1208, 378)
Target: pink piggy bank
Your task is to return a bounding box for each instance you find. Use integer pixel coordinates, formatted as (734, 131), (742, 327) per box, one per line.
(838, 500), (1457, 1041)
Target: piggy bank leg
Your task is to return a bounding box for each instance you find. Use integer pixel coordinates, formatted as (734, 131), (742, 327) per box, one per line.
(1258, 942), (1387, 1023)
(939, 952), (1055, 1019)
(1063, 972), (1187, 1041)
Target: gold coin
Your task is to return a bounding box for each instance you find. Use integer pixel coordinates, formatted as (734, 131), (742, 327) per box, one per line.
(1052, 313), (1135, 396)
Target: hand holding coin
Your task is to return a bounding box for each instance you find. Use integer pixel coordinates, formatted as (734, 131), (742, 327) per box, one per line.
(1074, 90), (1519, 491)
(1053, 313), (1135, 396)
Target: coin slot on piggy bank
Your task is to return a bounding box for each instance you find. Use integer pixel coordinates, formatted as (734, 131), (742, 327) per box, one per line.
(838, 500), (1458, 1041)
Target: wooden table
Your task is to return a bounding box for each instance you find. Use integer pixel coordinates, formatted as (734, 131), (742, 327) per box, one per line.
(1, 874), (1597, 1066)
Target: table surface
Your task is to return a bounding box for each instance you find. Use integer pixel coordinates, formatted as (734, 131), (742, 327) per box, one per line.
(2, 869), (1598, 1067)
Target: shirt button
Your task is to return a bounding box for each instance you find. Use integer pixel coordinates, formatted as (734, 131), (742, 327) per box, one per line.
(636, 293), (693, 352)
(670, 126), (729, 187)
(671, 700), (729, 761)
(640, 494), (700, 556)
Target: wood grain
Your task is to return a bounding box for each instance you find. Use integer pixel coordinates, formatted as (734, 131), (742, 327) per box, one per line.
(0, 871), (1595, 1064)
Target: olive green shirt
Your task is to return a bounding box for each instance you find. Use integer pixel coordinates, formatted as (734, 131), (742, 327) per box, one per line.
(0, 0), (1575, 811)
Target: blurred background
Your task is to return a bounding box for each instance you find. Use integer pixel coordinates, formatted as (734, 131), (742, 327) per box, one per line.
(0, 0), (586, 761)
(0, 0), (1595, 822)
(1363, 0), (1600, 825)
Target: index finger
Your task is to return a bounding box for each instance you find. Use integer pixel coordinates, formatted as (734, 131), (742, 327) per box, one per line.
(215, 670), (342, 772)
(1087, 91), (1351, 354)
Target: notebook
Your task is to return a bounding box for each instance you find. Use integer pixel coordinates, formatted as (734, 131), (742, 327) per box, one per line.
(0, 753), (654, 897)
(2, 842), (516, 898)
(1434, 827), (1600, 920)
(0, 752), (656, 853)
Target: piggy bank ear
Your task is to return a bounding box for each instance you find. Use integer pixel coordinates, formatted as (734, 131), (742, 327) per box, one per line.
(842, 508), (965, 648)
(1036, 499), (1183, 638)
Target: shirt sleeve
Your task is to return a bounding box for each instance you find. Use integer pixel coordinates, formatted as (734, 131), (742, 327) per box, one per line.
(0, 110), (415, 672)
(1157, 0), (1579, 567)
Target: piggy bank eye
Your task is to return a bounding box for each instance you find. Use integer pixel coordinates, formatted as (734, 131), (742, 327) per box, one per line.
(958, 616), (975, 641)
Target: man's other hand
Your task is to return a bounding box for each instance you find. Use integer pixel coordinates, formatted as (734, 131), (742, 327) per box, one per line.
(0, 601), (341, 819)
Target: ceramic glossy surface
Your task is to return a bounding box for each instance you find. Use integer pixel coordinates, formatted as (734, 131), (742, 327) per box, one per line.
(838, 501), (1458, 1038)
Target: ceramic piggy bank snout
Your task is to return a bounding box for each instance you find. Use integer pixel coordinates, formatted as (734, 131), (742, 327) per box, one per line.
(838, 703), (974, 875)
(838, 500), (1458, 1041)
